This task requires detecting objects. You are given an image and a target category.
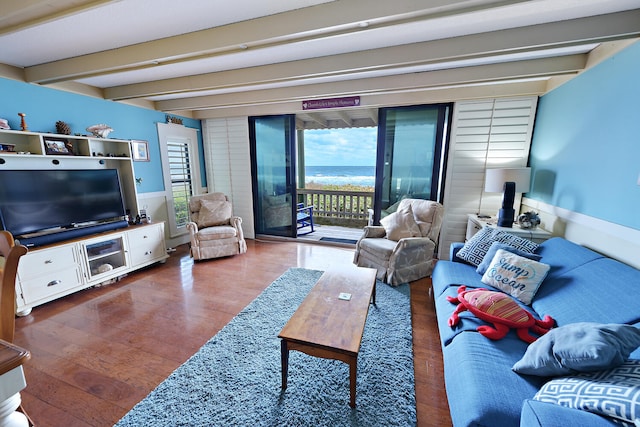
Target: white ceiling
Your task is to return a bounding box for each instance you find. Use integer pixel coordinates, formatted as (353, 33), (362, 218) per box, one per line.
(1, 0), (639, 129)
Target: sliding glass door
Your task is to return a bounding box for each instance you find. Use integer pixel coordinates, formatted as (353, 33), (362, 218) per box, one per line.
(372, 104), (450, 224)
(249, 115), (297, 237)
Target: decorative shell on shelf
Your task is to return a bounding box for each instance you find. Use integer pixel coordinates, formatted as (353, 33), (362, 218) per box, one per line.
(56, 120), (71, 135)
(86, 124), (113, 138)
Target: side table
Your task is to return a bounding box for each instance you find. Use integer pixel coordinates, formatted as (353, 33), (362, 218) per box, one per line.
(466, 214), (552, 243)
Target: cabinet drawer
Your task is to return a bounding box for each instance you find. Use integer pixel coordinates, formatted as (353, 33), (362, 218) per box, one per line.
(18, 245), (77, 281)
(19, 266), (83, 305)
(127, 224), (166, 266)
(129, 241), (165, 266)
(126, 226), (161, 249)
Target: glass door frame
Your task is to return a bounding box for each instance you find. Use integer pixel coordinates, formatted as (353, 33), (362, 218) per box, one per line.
(371, 103), (452, 225)
(249, 114), (298, 238)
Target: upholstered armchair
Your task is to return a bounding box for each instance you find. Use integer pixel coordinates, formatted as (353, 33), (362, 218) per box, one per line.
(262, 193), (292, 229)
(354, 199), (444, 286)
(186, 193), (247, 261)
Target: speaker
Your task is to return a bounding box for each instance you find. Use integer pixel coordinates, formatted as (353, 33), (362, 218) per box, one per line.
(497, 181), (516, 227)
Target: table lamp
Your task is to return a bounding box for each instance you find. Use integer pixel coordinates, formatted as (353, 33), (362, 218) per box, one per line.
(484, 168), (531, 227)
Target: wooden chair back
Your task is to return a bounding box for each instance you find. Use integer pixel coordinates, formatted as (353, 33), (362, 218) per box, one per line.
(0, 231), (28, 343)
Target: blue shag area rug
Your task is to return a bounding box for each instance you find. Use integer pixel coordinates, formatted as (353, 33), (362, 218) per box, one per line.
(115, 268), (416, 426)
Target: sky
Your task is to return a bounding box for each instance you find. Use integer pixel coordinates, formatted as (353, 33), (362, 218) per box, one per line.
(303, 127), (377, 166)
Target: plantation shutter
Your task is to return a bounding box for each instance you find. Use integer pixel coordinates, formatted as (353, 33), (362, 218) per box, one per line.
(438, 97), (538, 260)
(168, 140), (192, 228)
(202, 117), (255, 238)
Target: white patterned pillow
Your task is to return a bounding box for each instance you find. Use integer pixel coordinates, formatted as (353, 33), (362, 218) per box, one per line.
(534, 360), (640, 426)
(481, 249), (550, 305)
(457, 226), (539, 267)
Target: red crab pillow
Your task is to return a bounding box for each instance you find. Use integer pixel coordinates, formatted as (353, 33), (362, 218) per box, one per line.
(448, 286), (554, 343)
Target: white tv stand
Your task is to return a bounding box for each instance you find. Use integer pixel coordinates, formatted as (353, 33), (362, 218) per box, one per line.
(15, 219), (167, 316)
(0, 128), (170, 315)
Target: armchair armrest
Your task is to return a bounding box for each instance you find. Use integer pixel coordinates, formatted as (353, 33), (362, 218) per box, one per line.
(361, 226), (386, 239)
(296, 203), (313, 215)
(367, 208), (374, 226)
(230, 216), (244, 237)
(230, 216), (246, 252)
(186, 221), (198, 234)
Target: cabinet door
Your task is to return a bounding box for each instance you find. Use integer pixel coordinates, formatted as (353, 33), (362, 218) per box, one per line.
(83, 235), (128, 282)
(127, 224), (166, 267)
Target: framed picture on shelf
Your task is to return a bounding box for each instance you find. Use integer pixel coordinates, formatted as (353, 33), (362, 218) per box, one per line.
(44, 137), (73, 155)
(131, 140), (149, 161)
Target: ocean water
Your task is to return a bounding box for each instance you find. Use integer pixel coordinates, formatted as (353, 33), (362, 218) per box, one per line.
(305, 165), (375, 187)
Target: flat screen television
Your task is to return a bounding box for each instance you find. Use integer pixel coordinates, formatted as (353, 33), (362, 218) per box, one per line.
(0, 169), (127, 243)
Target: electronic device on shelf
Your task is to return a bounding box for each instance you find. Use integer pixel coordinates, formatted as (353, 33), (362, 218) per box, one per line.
(0, 169), (128, 247)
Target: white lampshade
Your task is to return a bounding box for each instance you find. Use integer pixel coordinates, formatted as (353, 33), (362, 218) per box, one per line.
(484, 168), (531, 193)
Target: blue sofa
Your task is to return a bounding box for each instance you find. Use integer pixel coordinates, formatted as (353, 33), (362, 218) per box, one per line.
(432, 236), (640, 427)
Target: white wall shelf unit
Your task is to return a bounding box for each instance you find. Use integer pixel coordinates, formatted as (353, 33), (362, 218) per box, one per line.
(0, 129), (139, 230)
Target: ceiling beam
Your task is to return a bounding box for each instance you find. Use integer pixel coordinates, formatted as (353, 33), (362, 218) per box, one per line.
(98, 9), (640, 101)
(366, 110), (378, 125)
(24, 0), (494, 83)
(336, 111), (353, 127)
(155, 55), (585, 112)
(191, 80), (548, 120)
(297, 113), (328, 128)
(0, 0), (117, 36)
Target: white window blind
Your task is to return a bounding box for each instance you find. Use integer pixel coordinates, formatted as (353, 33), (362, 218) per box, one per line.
(157, 122), (201, 238)
(167, 140), (192, 228)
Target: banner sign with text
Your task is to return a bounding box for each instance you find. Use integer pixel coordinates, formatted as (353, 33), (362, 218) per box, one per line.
(302, 96), (360, 110)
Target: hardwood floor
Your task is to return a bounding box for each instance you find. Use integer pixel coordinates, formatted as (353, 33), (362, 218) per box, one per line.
(14, 239), (451, 426)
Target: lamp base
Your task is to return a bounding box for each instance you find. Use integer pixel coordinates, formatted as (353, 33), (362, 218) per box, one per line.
(497, 208), (515, 228)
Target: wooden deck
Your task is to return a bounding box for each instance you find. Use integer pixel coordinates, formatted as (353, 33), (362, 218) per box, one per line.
(298, 224), (364, 245)
(257, 224), (365, 247)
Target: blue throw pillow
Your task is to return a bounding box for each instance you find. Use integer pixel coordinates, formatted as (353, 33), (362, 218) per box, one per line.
(534, 359), (640, 426)
(476, 241), (543, 275)
(513, 323), (640, 376)
(457, 226), (539, 267)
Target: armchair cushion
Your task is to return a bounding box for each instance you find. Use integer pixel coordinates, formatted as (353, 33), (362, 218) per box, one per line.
(380, 204), (421, 241)
(197, 199), (232, 228)
(197, 225), (238, 241)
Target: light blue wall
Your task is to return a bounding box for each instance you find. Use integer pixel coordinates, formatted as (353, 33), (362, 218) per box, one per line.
(528, 41), (640, 230)
(0, 78), (203, 193)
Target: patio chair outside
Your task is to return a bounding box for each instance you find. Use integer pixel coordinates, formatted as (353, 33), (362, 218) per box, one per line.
(296, 203), (314, 235)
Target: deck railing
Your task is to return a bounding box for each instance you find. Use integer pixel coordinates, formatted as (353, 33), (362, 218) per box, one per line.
(297, 188), (374, 227)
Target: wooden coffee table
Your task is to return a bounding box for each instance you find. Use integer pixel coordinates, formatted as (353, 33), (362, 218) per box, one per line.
(278, 266), (377, 407)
